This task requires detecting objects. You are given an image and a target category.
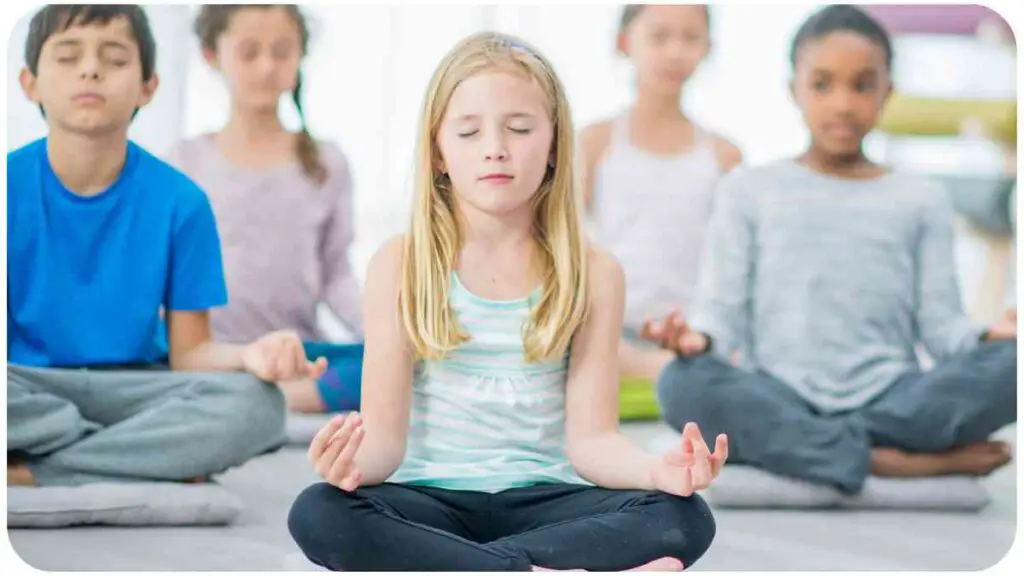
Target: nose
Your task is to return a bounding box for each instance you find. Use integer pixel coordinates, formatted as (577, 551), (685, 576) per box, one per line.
(78, 53), (101, 80)
(830, 88), (857, 115)
(258, 53), (276, 76)
(484, 131), (508, 162)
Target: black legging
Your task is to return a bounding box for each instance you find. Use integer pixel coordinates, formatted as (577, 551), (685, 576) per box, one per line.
(288, 481), (716, 571)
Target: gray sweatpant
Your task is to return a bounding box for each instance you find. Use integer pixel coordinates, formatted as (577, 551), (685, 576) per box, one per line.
(7, 364), (287, 486)
(656, 341), (1017, 494)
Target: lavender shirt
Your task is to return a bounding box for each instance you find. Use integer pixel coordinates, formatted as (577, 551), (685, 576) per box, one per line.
(166, 135), (363, 344)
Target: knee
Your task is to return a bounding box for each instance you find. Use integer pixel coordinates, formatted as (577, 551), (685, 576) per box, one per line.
(288, 483), (360, 569)
(655, 356), (724, 429)
(971, 340), (1017, 401)
(646, 492), (717, 568)
(984, 340), (1017, 377)
(198, 373), (287, 454)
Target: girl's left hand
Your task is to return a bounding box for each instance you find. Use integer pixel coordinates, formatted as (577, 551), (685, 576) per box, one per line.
(650, 422), (728, 497)
(243, 330), (328, 382)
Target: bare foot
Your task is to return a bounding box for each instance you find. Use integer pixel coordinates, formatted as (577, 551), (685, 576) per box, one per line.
(532, 558), (683, 572)
(871, 441), (1012, 477)
(626, 557), (684, 571)
(277, 378), (327, 413)
(7, 463), (35, 486)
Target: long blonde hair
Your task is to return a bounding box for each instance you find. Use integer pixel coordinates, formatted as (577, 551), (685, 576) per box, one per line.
(400, 31), (589, 364)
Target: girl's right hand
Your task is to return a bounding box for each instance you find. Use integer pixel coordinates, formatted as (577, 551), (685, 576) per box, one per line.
(308, 412), (365, 491)
(641, 311), (708, 357)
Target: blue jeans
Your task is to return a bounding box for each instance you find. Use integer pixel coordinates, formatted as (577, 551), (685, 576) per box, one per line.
(303, 342), (364, 413)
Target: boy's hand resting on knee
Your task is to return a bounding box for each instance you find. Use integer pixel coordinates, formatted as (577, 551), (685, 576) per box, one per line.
(242, 330), (328, 381)
(650, 423), (728, 497)
(640, 311), (708, 357)
(308, 412), (364, 491)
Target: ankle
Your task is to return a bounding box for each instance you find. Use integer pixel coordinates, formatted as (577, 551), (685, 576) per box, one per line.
(7, 463), (36, 487)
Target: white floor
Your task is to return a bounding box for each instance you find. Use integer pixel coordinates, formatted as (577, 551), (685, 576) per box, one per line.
(7, 422), (1017, 572)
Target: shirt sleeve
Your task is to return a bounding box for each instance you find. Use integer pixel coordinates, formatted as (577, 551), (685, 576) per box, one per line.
(319, 145), (365, 337)
(914, 182), (984, 359)
(165, 182), (228, 312)
(688, 169), (756, 360)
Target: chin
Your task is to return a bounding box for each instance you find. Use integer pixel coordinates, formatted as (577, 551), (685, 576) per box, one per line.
(461, 193), (533, 218)
(60, 116), (125, 137)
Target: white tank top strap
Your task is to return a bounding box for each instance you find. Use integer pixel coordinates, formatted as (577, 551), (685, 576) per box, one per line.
(690, 122), (716, 152)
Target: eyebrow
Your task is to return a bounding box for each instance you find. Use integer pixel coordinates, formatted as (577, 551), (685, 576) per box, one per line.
(810, 67), (879, 76)
(453, 112), (536, 121)
(52, 39), (130, 50)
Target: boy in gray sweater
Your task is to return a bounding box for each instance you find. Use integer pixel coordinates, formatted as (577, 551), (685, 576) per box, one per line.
(648, 5), (1016, 494)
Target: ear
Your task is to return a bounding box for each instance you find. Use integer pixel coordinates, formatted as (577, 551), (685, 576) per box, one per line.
(615, 31), (629, 56)
(137, 72), (160, 108)
(787, 77), (797, 104)
(201, 46), (219, 70)
(19, 67), (40, 104)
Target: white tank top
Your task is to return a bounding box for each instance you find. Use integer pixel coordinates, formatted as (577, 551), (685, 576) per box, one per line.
(590, 111), (723, 332)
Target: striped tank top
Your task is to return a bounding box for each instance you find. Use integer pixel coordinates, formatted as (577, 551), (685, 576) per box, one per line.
(388, 273), (588, 493)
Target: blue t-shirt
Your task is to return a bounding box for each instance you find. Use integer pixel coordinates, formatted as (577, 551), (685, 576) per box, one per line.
(7, 138), (228, 368)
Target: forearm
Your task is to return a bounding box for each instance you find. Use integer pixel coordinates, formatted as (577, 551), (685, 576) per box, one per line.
(354, 431), (406, 486)
(569, 431), (657, 490)
(170, 340), (246, 372)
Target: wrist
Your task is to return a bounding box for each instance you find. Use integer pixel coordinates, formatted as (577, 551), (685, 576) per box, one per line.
(643, 456), (660, 492)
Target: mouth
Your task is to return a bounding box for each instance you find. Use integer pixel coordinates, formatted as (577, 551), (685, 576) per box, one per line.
(72, 92), (106, 105)
(479, 173), (514, 183)
(822, 122), (859, 139)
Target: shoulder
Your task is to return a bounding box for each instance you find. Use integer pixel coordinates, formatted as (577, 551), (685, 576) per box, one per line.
(883, 171), (953, 215)
(706, 132), (743, 173)
(585, 243), (625, 301)
(725, 158), (808, 191)
(367, 234), (407, 278)
(162, 134), (214, 172)
(578, 119), (615, 162)
(8, 137), (45, 165)
(315, 139), (356, 193)
(316, 139), (352, 178)
(133, 142), (212, 214)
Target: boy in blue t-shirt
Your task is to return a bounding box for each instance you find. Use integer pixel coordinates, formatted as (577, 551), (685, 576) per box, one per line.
(7, 5), (328, 487)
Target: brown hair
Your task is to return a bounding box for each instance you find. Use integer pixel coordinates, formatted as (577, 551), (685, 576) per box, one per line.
(194, 4), (327, 185)
(618, 4), (711, 34)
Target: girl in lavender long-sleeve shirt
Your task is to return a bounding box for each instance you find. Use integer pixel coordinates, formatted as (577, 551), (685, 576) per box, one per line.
(167, 5), (363, 414)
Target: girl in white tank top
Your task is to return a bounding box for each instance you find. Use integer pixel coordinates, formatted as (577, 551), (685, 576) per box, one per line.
(581, 5), (742, 378)
(592, 113), (722, 329)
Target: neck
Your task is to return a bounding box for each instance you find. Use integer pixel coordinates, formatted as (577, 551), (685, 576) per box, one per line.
(632, 87), (685, 124)
(220, 105), (288, 147)
(47, 127), (129, 197)
(457, 202), (535, 252)
(800, 145), (871, 177)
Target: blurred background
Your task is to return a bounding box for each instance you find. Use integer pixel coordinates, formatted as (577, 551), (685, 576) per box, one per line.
(6, 3), (1017, 324)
